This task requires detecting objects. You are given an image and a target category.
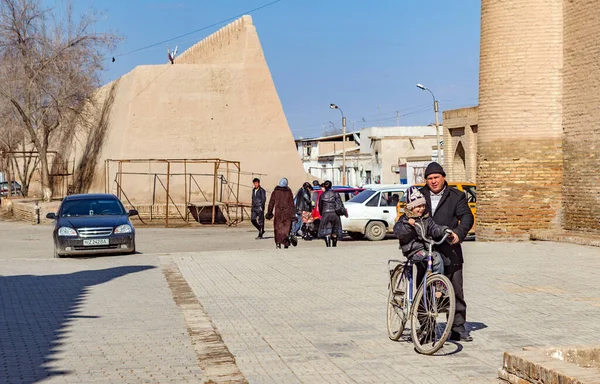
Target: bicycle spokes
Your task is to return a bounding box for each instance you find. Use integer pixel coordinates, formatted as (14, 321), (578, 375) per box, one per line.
(410, 275), (456, 355)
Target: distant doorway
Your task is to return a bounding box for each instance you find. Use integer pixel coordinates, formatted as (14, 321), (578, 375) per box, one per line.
(453, 142), (466, 180)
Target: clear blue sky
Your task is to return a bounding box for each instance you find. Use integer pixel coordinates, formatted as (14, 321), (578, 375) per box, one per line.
(85, 0), (481, 138)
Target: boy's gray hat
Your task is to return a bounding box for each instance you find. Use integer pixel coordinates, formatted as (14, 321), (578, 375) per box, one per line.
(406, 186), (426, 210)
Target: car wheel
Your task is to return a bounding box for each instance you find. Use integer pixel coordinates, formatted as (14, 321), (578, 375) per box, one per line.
(365, 221), (386, 241)
(348, 231), (364, 241)
(53, 247), (62, 259)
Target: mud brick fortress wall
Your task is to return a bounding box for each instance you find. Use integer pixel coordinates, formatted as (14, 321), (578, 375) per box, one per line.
(72, 16), (306, 204)
(476, 0), (600, 240)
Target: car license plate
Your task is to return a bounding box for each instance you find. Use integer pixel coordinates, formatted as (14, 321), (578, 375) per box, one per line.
(83, 239), (110, 246)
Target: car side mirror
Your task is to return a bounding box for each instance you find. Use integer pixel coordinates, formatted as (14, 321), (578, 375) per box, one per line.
(46, 212), (56, 220)
(128, 209), (138, 217)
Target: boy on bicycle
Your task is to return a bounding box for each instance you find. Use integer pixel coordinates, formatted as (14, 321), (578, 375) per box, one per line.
(393, 186), (458, 275)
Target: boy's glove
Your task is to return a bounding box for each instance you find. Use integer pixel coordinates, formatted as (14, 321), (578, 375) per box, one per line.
(265, 212), (273, 220)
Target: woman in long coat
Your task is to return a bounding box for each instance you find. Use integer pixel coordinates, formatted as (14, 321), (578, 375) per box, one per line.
(266, 178), (296, 248)
(318, 180), (347, 247)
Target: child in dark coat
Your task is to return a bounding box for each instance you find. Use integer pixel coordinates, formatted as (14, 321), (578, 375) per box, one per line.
(393, 186), (458, 275)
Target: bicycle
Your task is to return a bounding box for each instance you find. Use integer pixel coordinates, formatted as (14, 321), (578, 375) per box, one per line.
(386, 227), (456, 355)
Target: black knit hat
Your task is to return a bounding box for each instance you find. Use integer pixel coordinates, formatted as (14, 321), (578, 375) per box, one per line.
(424, 162), (446, 178)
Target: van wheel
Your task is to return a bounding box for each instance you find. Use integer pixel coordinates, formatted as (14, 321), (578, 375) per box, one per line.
(365, 221), (386, 241)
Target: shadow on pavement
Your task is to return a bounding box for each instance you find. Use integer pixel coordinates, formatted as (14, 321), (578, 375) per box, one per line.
(0, 265), (155, 383)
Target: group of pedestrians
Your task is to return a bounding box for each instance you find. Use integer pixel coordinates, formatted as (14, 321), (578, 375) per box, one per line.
(249, 177), (347, 249)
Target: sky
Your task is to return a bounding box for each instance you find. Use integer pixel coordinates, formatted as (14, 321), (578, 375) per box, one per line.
(77, 0), (481, 139)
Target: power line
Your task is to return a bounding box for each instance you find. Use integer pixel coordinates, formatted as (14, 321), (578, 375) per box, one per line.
(114, 0), (284, 58)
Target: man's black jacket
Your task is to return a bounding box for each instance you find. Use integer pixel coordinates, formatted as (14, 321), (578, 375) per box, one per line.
(420, 183), (474, 265)
(252, 186), (267, 211)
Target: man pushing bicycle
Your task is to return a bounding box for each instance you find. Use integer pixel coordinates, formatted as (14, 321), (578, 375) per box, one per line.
(394, 186), (458, 276)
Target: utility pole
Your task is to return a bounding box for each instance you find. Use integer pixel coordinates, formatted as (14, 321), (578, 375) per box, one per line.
(416, 84), (441, 163)
(330, 103), (347, 185)
(396, 111), (400, 126)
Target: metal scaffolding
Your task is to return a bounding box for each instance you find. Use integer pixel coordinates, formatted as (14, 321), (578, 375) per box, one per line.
(104, 158), (259, 227)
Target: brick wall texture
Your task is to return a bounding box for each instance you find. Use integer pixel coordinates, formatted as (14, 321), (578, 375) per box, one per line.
(477, 0), (564, 240)
(562, 0), (600, 233)
(442, 107), (478, 183)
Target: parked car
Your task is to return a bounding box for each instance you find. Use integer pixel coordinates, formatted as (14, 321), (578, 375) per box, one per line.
(46, 193), (138, 258)
(396, 182), (476, 239)
(341, 185), (410, 241)
(0, 180), (22, 197)
(306, 186), (364, 237)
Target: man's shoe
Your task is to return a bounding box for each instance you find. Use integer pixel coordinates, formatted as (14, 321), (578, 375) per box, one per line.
(450, 331), (473, 342)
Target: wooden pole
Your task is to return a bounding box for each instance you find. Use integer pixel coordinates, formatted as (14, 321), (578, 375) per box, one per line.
(236, 162), (241, 221)
(166, 161), (171, 228)
(212, 161), (218, 225)
(117, 161), (123, 199)
(184, 159), (188, 222)
(104, 160), (108, 193)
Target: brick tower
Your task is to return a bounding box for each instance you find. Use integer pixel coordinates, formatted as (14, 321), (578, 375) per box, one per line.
(477, 0), (564, 240)
(562, 1), (600, 233)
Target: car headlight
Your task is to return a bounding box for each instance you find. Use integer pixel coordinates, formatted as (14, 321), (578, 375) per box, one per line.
(58, 227), (77, 236)
(114, 224), (132, 234)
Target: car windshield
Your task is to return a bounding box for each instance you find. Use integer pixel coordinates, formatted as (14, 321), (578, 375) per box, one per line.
(348, 189), (377, 203)
(60, 198), (126, 217)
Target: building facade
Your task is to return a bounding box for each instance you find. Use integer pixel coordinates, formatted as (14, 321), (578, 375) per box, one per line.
(295, 126), (438, 186)
(442, 106), (478, 183)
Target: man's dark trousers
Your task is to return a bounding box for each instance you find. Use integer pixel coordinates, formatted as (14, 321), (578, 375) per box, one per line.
(251, 208), (264, 233)
(446, 264), (466, 334)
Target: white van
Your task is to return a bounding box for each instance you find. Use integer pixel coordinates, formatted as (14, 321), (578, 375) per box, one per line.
(341, 185), (409, 241)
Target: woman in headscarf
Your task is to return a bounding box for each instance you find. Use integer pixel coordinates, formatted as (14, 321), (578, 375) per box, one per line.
(265, 178), (296, 248)
(318, 180), (348, 247)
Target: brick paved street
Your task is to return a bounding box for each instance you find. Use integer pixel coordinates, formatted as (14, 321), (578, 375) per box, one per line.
(0, 255), (204, 383)
(170, 241), (600, 384)
(2, 218), (600, 383)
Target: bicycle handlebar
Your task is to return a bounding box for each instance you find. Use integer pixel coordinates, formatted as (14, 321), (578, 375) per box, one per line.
(432, 229), (453, 245)
(415, 223), (453, 245)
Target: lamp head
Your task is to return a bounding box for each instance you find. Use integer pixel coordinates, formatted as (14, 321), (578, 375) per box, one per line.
(416, 83), (426, 90)
(330, 103), (338, 109)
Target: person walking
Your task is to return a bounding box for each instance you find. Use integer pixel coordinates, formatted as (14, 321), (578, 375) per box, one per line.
(265, 178), (296, 249)
(293, 182), (314, 240)
(420, 162), (474, 342)
(250, 178), (266, 239)
(317, 180), (347, 247)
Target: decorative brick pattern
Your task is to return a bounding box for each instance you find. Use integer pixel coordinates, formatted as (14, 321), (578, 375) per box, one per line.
(478, 0), (564, 240)
(562, 1), (600, 234)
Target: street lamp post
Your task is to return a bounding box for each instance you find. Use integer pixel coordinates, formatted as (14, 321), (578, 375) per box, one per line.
(416, 84), (441, 163)
(330, 103), (347, 185)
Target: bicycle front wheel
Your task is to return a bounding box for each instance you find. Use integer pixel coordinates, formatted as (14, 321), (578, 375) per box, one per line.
(387, 264), (409, 341)
(410, 273), (455, 355)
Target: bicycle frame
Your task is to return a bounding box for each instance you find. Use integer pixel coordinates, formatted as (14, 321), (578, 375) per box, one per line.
(388, 225), (452, 325)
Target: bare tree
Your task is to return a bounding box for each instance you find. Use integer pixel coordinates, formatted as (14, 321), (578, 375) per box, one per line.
(0, 0), (119, 200)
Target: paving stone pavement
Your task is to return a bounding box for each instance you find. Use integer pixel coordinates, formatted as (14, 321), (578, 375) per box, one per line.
(170, 241), (600, 384)
(0, 255), (204, 383)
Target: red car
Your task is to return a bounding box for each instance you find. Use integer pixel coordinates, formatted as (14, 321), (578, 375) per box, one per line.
(310, 186), (364, 224)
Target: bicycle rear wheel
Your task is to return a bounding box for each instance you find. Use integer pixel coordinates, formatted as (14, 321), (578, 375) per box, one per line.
(410, 273), (455, 354)
(387, 264), (409, 341)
